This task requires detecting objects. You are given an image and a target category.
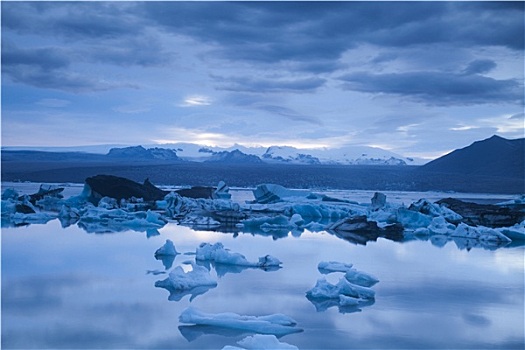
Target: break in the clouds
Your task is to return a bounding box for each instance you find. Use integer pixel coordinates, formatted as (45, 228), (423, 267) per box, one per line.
(1, 1), (524, 159)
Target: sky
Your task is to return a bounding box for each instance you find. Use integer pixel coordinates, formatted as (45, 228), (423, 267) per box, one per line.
(1, 1), (524, 160)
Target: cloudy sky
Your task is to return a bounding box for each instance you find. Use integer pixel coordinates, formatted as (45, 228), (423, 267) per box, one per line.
(2, 1), (524, 159)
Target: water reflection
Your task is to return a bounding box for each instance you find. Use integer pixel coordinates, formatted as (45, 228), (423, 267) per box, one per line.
(2, 217), (524, 349)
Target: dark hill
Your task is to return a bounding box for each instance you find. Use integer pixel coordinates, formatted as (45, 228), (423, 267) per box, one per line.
(420, 135), (524, 179)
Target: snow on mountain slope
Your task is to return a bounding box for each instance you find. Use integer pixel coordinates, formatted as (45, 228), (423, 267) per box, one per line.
(261, 145), (419, 165)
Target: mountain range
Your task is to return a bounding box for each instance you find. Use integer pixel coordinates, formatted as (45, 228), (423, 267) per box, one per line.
(2, 143), (420, 166)
(2, 135), (523, 193)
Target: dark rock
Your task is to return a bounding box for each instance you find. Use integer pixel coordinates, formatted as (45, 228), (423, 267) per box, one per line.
(26, 185), (64, 204)
(15, 204), (36, 214)
(175, 186), (215, 199)
(85, 175), (168, 203)
(328, 215), (404, 245)
(437, 198), (525, 228)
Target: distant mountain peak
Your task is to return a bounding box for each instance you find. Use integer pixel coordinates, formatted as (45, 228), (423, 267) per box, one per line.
(421, 135), (524, 179)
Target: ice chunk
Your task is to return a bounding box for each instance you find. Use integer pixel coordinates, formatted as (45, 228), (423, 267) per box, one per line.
(1, 188), (19, 200)
(409, 199), (463, 223)
(155, 239), (179, 256)
(371, 192), (386, 210)
(427, 216), (456, 235)
(196, 243), (282, 268)
(497, 221), (525, 241)
(396, 208), (432, 228)
(213, 181), (232, 200)
(452, 223), (511, 243)
(251, 184), (312, 204)
(155, 239), (179, 269)
(318, 261), (353, 274)
(155, 263), (217, 301)
(344, 269), (379, 287)
(306, 277), (375, 300)
(223, 334), (299, 350)
(179, 307), (303, 337)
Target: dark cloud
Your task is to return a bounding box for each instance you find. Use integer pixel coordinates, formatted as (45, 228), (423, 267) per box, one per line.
(140, 1), (524, 72)
(2, 46), (135, 93)
(257, 105), (323, 126)
(463, 59), (497, 75)
(339, 71), (523, 105)
(2, 41), (70, 71)
(1, 2), (142, 40)
(214, 75), (326, 93)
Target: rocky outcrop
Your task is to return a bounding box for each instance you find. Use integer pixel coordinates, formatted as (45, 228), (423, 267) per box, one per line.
(328, 215), (404, 245)
(437, 198), (525, 228)
(85, 175), (168, 202)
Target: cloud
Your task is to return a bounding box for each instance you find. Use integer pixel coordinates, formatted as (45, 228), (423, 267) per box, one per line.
(214, 75), (326, 93)
(257, 105), (323, 126)
(179, 95), (212, 107)
(339, 71), (523, 105)
(36, 98), (71, 108)
(462, 59), (497, 75)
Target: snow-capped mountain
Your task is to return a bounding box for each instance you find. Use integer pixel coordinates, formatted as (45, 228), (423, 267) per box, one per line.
(107, 146), (180, 160)
(139, 143), (421, 165)
(3, 143), (423, 165)
(260, 145), (417, 165)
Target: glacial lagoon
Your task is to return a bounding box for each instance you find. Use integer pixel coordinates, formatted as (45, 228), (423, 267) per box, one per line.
(2, 185), (524, 349)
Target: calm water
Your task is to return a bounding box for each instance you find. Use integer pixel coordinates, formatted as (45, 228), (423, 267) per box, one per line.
(1, 186), (524, 349)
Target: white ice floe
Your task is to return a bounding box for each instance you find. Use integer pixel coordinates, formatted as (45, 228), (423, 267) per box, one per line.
(497, 221), (525, 241)
(317, 261), (378, 287)
(318, 261), (354, 274)
(223, 334), (299, 350)
(409, 199), (463, 223)
(179, 307), (303, 337)
(344, 269), (379, 287)
(155, 263), (217, 291)
(78, 207), (166, 233)
(155, 239), (179, 256)
(306, 277), (376, 300)
(452, 223), (511, 243)
(196, 242), (282, 268)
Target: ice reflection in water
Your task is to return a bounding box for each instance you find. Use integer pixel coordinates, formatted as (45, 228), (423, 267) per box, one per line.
(2, 200), (524, 349)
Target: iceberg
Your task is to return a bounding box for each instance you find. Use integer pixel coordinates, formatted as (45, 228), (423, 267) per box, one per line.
(223, 334), (299, 350)
(155, 239), (178, 256)
(344, 269), (379, 287)
(318, 261), (354, 274)
(306, 277), (375, 300)
(196, 243), (282, 268)
(155, 263), (217, 301)
(408, 199), (463, 223)
(155, 239), (179, 270)
(179, 307), (303, 337)
(452, 223), (511, 243)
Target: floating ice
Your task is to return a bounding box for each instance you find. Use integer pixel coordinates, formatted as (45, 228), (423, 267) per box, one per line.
(452, 223), (511, 243)
(179, 307), (303, 337)
(223, 334), (299, 350)
(497, 221), (525, 241)
(344, 269), (379, 287)
(155, 263), (217, 301)
(409, 199), (463, 223)
(155, 239), (179, 269)
(155, 239), (179, 256)
(318, 261), (354, 274)
(306, 277), (376, 300)
(196, 242), (282, 268)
